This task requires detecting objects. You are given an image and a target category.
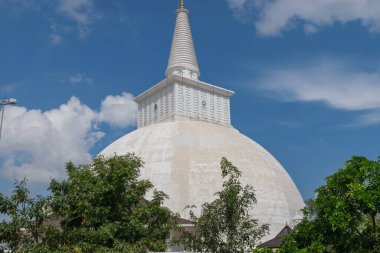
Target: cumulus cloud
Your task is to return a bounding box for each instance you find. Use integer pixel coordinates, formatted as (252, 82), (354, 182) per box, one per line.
(227, 0), (380, 36)
(98, 93), (137, 128)
(257, 58), (380, 111)
(0, 93), (136, 183)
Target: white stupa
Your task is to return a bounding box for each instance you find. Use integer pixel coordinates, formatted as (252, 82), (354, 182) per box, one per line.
(100, 1), (304, 242)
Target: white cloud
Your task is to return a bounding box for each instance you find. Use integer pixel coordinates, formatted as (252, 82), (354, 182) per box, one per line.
(347, 111), (380, 127)
(1, 0), (100, 40)
(0, 93), (136, 183)
(256, 57), (380, 111)
(227, 0), (380, 36)
(303, 24), (318, 34)
(48, 23), (71, 46)
(227, 0), (247, 10)
(359, 111), (380, 126)
(68, 73), (93, 85)
(98, 92), (137, 128)
(56, 0), (99, 39)
(57, 0), (93, 25)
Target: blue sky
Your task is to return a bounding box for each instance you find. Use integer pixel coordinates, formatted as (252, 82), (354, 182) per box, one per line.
(0, 0), (379, 200)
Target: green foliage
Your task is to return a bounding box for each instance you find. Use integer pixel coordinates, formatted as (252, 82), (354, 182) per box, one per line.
(48, 154), (177, 252)
(181, 157), (269, 253)
(0, 179), (56, 252)
(252, 246), (273, 253)
(279, 156), (380, 253)
(1, 154), (177, 253)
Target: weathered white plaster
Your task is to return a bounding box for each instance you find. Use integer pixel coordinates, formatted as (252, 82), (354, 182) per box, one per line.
(100, 121), (305, 241)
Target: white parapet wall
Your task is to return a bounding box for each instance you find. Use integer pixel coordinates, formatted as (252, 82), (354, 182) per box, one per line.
(135, 74), (234, 128)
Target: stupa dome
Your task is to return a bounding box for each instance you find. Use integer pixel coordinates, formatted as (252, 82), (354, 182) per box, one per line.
(100, 1), (304, 242)
(100, 120), (304, 240)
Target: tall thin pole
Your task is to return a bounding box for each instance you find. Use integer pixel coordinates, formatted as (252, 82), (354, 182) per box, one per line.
(0, 104), (5, 142)
(0, 98), (16, 142)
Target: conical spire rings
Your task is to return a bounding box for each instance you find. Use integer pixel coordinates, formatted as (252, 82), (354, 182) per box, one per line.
(166, 2), (200, 80)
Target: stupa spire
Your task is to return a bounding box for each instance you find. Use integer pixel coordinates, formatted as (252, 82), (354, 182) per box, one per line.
(166, 1), (200, 80)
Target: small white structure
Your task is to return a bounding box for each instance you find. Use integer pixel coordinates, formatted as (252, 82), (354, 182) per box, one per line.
(100, 1), (305, 246)
(135, 75), (233, 128)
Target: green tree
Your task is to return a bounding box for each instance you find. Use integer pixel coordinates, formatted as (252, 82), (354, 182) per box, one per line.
(1, 154), (178, 253)
(280, 156), (380, 253)
(48, 154), (177, 253)
(181, 157), (269, 253)
(252, 247), (273, 253)
(0, 179), (54, 252)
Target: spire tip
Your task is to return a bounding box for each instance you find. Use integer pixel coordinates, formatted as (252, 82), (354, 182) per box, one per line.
(180, 0), (185, 9)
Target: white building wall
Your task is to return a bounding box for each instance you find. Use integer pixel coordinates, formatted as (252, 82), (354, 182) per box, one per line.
(137, 83), (175, 128)
(136, 77), (233, 129)
(175, 82), (230, 126)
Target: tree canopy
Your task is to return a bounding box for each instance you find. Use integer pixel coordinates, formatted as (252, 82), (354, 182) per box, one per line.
(280, 156), (380, 253)
(180, 157), (269, 253)
(0, 154), (177, 253)
(0, 179), (51, 252)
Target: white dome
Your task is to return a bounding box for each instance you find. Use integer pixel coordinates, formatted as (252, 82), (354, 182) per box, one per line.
(100, 120), (304, 240)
